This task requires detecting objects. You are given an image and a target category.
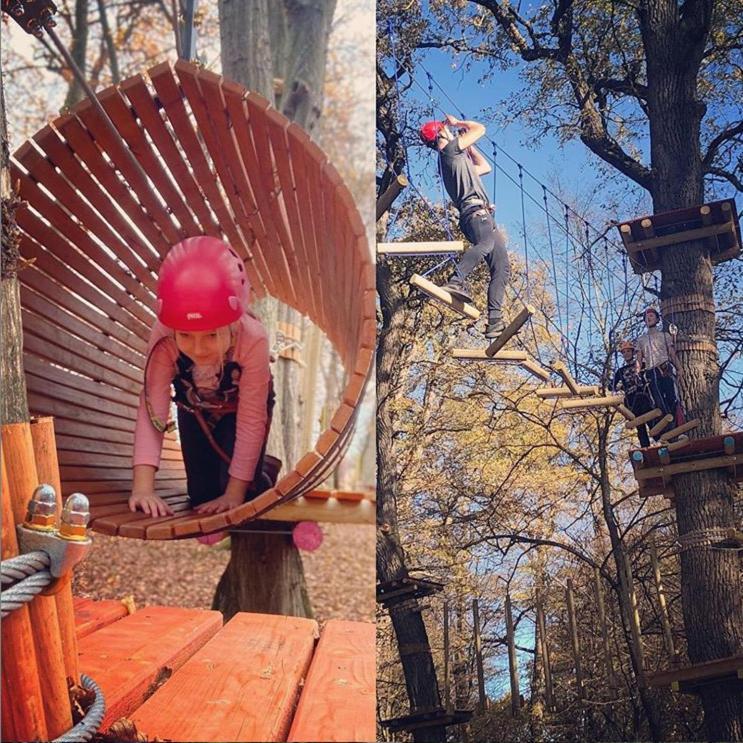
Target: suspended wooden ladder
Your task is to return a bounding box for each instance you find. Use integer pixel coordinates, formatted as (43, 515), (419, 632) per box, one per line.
(12, 60), (375, 539)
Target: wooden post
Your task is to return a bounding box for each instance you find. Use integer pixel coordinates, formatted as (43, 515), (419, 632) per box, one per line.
(593, 568), (616, 689)
(504, 592), (521, 715)
(30, 416), (80, 685)
(376, 173), (408, 220)
(443, 601), (452, 714)
(649, 542), (676, 660)
(300, 324), (322, 455)
(622, 553), (647, 686)
(535, 588), (554, 710)
(472, 599), (487, 713)
(1, 448), (49, 743)
(566, 579), (584, 699)
(1, 423), (73, 739)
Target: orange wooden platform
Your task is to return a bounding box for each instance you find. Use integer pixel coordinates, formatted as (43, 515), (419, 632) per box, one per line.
(73, 596), (129, 639)
(74, 600), (375, 742)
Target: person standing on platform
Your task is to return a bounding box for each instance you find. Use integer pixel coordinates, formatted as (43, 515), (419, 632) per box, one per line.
(612, 340), (654, 447)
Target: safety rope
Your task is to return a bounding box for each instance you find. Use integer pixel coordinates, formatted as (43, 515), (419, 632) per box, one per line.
(1, 571), (53, 617)
(53, 674), (106, 743)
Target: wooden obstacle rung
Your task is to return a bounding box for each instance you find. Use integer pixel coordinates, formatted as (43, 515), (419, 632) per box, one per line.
(410, 274), (480, 320)
(625, 408), (662, 429)
(558, 395), (624, 410)
(648, 414), (674, 438)
(711, 529), (743, 550)
(377, 576), (444, 606)
(659, 418), (700, 442)
(379, 240), (464, 255)
(535, 385), (600, 399)
(485, 304), (534, 357)
(616, 403), (635, 420)
(452, 349), (528, 362)
(520, 357), (551, 381)
(551, 360), (580, 394)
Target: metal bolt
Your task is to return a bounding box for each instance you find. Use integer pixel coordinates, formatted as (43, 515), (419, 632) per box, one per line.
(59, 493), (90, 541)
(25, 484), (58, 531)
(9, 2), (23, 17)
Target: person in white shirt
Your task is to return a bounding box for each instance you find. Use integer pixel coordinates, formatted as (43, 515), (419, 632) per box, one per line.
(635, 307), (681, 425)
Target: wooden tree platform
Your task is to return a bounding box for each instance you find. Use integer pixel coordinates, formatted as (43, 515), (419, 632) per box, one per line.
(617, 199), (741, 275)
(629, 431), (743, 498)
(74, 599), (374, 742)
(379, 707), (473, 733)
(377, 576), (444, 607)
(645, 655), (743, 693)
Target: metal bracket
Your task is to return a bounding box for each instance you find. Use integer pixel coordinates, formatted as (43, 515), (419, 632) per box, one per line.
(16, 525), (91, 592)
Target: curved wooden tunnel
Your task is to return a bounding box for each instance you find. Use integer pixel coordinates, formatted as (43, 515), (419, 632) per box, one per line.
(12, 60), (375, 540)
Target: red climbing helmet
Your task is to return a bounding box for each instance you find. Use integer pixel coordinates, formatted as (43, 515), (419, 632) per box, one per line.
(419, 120), (445, 145)
(156, 236), (250, 331)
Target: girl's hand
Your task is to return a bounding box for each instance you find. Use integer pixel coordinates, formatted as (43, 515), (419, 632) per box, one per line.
(129, 492), (174, 517)
(194, 492), (245, 515)
(444, 113), (459, 126)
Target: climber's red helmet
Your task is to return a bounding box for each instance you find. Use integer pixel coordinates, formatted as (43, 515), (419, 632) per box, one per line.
(156, 236), (250, 331)
(419, 120), (446, 147)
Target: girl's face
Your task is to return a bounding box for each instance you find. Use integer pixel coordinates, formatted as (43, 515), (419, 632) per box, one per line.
(174, 326), (232, 364)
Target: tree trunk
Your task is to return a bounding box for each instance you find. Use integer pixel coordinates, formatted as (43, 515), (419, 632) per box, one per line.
(377, 261), (446, 743)
(63, 0), (88, 110)
(0, 59), (28, 426)
(213, 0), (336, 620)
(640, 5), (743, 738)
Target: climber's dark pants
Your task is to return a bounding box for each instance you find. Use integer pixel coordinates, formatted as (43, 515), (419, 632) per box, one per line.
(625, 391), (653, 448)
(455, 208), (510, 324)
(645, 366), (678, 421)
(178, 411), (270, 507)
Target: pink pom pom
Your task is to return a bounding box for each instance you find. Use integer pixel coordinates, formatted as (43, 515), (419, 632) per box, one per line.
(197, 531), (226, 546)
(292, 521), (323, 552)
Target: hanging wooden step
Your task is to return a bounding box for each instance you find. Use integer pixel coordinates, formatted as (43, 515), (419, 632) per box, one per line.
(410, 274), (480, 319)
(557, 395), (624, 410)
(379, 240), (464, 255)
(645, 654), (743, 693)
(629, 432), (743, 497)
(648, 414), (674, 438)
(377, 576), (444, 607)
(617, 199), (741, 275)
(535, 385), (599, 399)
(379, 707), (473, 733)
(452, 349), (528, 362)
(551, 360), (581, 394)
(520, 357), (551, 381)
(659, 418), (701, 442)
(485, 304), (535, 357)
(625, 408), (663, 429)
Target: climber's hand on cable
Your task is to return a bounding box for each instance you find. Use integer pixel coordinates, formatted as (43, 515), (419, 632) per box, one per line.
(444, 113), (460, 127)
(129, 491), (173, 517)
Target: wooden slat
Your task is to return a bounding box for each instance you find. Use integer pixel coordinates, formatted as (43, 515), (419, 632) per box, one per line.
(378, 240), (464, 255)
(520, 358), (551, 381)
(659, 418), (700, 441)
(410, 274), (480, 320)
(558, 395), (624, 410)
(535, 385), (600, 398)
(131, 613), (318, 742)
(625, 408), (662, 429)
(646, 655), (743, 690)
(635, 453), (740, 481)
(485, 304), (534, 357)
(551, 360), (580, 394)
(78, 606), (222, 730)
(287, 620), (375, 742)
(73, 597), (129, 639)
(648, 414), (674, 438)
(452, 349), (528, 362)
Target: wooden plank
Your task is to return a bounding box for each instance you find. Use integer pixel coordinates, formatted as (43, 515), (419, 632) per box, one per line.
(535, 385), (600, 398)
(410, 274), (480, 320)
(78, 606), (222, 730)
(377, 240), (465, 255)
(485, 304), (534, 357)
(73, 597), (130, 639)
(131, 613), (318, 742)
(558, 395), (624, 410)
(551, 360), (580, 394)
(287, 620), (375, 742)
(626, 221), (733, 253)
(646, 655), (743, 690)
(659, 418), (700, 441)
(452, 348), (528, 362)
(635, 453), (741, 481)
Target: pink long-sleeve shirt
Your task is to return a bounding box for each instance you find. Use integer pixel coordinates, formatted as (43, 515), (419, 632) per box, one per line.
(133, 314), (271, 482)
